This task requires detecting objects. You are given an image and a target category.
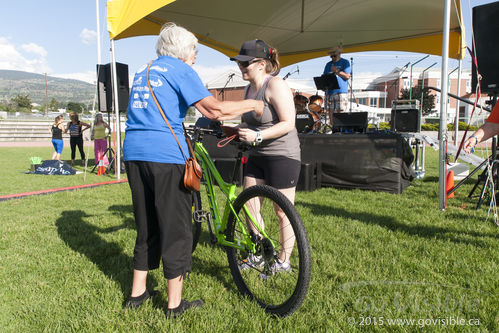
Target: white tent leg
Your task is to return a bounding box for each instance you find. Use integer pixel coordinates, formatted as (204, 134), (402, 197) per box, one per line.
(111, 39), (121, 180)
(454, 59), (462, 145)
(439, 0), (451, 210)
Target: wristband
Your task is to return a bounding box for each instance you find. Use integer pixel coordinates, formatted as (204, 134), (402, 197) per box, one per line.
(470, 135), (479, 145)
(255, 131), (263, 143)
(252, 131), (262, 146)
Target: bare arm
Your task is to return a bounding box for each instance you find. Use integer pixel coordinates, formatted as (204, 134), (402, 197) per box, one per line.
(238, 77), (295, 143)
(81, 122), (91, 131)
(330, 65), (351, 80)
(194, 96), (264, 121)
(463, 121), (499, 153)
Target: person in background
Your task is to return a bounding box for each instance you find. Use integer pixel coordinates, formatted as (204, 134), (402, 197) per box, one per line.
(463, 102), (499, 153)
(230, 39), (300, 273)
(65, 112), (90, 166)
(323, 46), (351, 124)
(123, 22), (263, 318)
(91, 113), (110, 166)
(50, 115), (64, 160)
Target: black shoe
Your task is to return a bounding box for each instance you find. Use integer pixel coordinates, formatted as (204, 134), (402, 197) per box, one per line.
(124, 289), (159, 309)
(165, 299), (203, 318)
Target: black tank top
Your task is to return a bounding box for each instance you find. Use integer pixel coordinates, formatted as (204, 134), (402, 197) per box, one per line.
(52, 125), (63, 140)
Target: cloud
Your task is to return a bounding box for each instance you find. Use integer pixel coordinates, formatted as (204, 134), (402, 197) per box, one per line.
(0, 37), (51, 73)
(21, 42), (47, 57)
(193, 64), (238, 84)
(80, 28), (97, 45)
(52, 71), (97, 84)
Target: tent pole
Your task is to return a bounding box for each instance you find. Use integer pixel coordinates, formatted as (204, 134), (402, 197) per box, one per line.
(439, 0), (451, 210)
(454, 59), (462, 147)
(96, 0), (101, 65)
(110, 39), (121, 180)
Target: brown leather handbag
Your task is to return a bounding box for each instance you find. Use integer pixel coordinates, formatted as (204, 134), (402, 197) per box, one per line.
(146, 61), (202, 191)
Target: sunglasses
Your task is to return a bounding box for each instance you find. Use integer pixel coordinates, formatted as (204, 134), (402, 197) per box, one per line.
(237, 59), (262, 68)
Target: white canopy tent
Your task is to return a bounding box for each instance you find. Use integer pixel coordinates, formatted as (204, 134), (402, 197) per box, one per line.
(106, 0), (465, 209)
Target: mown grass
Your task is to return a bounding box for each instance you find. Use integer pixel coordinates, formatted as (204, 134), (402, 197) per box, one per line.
(0, 146), (117, 196)
(0, 146), (498, 332)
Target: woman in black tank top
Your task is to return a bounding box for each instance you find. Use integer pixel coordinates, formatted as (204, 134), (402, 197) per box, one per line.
(64, 111), (90, 165)
(230, 40), (300, 270)
(50, 115), (65, 160)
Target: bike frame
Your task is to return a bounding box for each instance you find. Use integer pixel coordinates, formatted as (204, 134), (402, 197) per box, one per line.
(193, 140), (271, 253)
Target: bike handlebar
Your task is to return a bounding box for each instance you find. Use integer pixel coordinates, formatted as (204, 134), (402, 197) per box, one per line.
(185, 124), (253, 151)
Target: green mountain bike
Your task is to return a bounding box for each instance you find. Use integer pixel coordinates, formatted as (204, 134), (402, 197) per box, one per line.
(187, 124), (311, 317)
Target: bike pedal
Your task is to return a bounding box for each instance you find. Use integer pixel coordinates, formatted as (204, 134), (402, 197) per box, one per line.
(193, 210), (209, 223)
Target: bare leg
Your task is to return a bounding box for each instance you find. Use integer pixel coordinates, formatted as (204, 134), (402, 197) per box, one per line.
(167, 275), (183, 309)
(243, 176), (266, 234)
(274, 187), (297, 263)
(130, 269), (148, 297)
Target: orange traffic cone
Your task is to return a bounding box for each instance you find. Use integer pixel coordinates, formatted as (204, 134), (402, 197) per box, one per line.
(446, 170), (455, 198)
(97, 156), (106, 176)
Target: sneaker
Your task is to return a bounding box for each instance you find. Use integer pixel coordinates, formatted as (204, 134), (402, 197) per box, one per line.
(165, 299), (203, 318)
(260, 261), (291, 280)
(239, 253), (263, 270)
(124, 289), (159, 309)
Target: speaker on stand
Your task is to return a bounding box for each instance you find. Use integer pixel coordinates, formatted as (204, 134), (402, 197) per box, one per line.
(96, 63), (129, 174)
(471, 2), (499, 94)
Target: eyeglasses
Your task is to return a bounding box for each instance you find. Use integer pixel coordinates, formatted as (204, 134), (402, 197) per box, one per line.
(330, 53), (340, 57)
(237, 59), (262, 68)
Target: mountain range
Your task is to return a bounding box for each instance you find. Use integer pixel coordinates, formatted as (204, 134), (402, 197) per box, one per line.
(0, 70), (96, 106)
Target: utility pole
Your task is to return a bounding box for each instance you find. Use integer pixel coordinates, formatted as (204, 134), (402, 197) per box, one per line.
(45, 73), (48, 116)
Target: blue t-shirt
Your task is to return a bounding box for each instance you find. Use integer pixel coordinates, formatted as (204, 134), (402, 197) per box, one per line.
(323, 57), (351, 94)
(123, 56), (211, 164)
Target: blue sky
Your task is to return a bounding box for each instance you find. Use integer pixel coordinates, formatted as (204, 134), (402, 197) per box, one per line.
(0, 0), (494, 86)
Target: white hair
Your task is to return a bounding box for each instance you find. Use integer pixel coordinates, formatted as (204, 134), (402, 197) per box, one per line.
(155, 22), (197, 60)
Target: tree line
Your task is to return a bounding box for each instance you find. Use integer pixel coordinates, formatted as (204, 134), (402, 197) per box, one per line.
(0, 94), (91, 114)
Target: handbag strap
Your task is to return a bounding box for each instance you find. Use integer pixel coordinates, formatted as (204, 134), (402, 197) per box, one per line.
(146, 60), (197, 162)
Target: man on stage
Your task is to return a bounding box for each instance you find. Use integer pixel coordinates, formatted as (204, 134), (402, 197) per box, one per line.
(323, 46), (351, 124)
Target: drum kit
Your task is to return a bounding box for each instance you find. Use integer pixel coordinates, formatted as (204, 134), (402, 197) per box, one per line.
(294, 94), (330, 134)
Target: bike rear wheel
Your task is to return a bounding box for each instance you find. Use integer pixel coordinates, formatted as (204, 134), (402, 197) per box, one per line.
(191, 191), (202, 253)
(225, 185), (311, 317)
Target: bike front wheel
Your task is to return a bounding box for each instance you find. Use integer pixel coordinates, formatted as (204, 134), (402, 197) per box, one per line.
(225, 185), (311, 317)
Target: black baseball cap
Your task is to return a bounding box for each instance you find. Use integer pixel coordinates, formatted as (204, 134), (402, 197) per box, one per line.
(230, 39), (272, 62)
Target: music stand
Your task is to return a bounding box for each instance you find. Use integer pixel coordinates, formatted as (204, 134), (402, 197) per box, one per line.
(314, 74), (340, 129)
(313, 73), (339, 92)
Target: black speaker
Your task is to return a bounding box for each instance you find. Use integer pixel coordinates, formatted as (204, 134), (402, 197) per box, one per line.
(471, 2), (499, 94)
(97, 63), (129, 112)
(391, 108), (420, 132)
(295, 112), (315, 133)
(332, 112), (368, 133)
(297, 162), (321, 191)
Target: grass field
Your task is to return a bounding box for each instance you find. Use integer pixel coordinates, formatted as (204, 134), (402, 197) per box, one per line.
(0, 146), (498, 332)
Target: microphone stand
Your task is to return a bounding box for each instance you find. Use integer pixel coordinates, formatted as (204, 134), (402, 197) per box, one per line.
(283, 66), (299, 80)
(349, 57), (354, 112)
(219, 73), (235, 101)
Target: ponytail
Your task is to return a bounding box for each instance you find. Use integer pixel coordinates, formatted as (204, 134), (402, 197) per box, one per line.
(265, 46), (280, 76)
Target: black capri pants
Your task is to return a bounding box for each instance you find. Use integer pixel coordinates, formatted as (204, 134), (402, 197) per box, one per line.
(125, 161), (192, 279)
(70, 136), (85, 160)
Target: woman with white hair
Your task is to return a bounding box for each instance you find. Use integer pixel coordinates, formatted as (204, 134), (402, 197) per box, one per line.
(123, 23), (263, 318)
(91, 113), (110, 166)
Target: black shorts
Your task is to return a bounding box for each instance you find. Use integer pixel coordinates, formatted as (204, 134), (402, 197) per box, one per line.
(244, 155), (301, 189)
(125, 161), (192, 279)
